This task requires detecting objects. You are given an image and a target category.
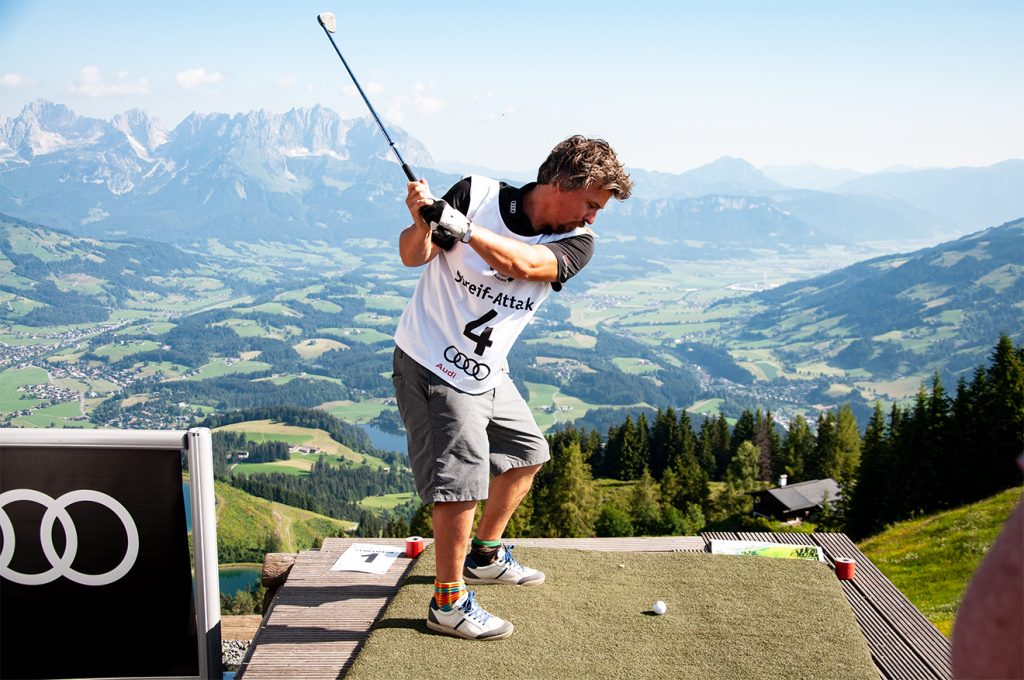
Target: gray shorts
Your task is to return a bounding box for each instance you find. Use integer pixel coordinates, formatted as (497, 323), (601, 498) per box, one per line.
(392, 346), (550, 503)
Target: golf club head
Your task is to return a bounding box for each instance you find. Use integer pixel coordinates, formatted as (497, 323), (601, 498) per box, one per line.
(317, 12), (337, 33)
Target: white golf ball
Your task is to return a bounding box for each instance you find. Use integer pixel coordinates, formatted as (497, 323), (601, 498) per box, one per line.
(653, 600), (667, 615)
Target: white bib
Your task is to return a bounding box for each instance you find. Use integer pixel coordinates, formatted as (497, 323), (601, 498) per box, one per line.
(394, 176), (586, 394)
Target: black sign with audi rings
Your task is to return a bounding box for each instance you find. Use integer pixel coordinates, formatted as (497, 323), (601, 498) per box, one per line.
(444, 345), (492, 380)
(1, 445), (198, 679)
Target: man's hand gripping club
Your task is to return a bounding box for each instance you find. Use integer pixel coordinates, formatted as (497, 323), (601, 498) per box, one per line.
(421, 199), (473, 243)
(407, 179), (473, 243)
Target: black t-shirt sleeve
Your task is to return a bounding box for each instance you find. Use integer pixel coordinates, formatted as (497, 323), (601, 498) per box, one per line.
(430, 177), (472, 250)
(543, 232), (595, 291)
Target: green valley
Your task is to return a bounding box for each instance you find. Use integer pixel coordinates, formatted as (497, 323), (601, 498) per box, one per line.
(4, 215), (1021, 436)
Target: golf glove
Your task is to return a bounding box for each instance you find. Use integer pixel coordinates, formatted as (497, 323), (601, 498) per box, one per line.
(421, 199), (473, 243)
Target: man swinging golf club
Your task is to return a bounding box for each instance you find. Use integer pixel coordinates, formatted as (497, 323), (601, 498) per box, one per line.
(392, 136), (633, 639)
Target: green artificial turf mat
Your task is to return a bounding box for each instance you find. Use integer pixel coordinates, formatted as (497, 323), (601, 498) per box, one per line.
(346, 546), (876, 679)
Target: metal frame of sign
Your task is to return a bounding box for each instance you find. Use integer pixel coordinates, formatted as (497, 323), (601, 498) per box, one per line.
(0, 427), (221, 680)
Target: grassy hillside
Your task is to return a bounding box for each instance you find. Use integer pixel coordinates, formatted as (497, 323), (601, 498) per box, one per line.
(737, 221), (1024, 383)
(215, 419), (391, 469)
(858, 485), (1023, 637)
(214, 479), (356, 563)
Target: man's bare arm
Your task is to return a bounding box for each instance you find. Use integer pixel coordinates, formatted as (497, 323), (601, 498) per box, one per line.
(464, 227), (558, 282)
(399, 180), (440, 267)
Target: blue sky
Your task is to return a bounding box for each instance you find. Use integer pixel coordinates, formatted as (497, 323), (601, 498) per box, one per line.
(1, 0), (1021, 174)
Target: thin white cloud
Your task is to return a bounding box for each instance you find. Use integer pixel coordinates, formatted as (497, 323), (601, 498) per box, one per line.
(175, 67), (225, 90)
(277, 76), (297, 89)
(385, 103), (405, 124)
(416, 96), (444, 115)
(412, 81), (445, 116)
(68, 66), (149, 97)
(1, 73), (32, 88)
(369, 82), (444, 125)
(343, 81), (383, 97)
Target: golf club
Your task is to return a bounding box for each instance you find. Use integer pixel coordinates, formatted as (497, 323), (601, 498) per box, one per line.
(317, 12), (417, 183)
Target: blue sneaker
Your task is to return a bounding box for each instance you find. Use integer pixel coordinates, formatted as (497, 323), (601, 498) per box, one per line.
(426, 590), (514, 640)
(464, 544), (545, 586)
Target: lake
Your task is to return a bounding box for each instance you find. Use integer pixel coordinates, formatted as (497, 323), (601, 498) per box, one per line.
(359, 423), (406, 455)
(219, 566), (262, 596)
(183, 482), (260, 597)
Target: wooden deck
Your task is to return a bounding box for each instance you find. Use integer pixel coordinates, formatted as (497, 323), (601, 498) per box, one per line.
(236, 534), (950, 680)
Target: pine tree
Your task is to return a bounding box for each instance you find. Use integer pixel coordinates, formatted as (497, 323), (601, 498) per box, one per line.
(726, 440), (760, 492)
(636, 413), (651, 477)
(922, 373), (951, 507)
(678, 409), (699, 475)
(730, 410), (756, 462)
(595, 505), (633, 537)
(834, 404), (862, 487)
(898, 387), (930, 514)
(847, 403), (890, 538)
(598, 423), (617, 479)
(649, 408), (680, 478)
(533, 438), (596, 537)
(660, 465), (681, 510)
(711, 440), (759, 523)
(384, 515), (410, 538)
(975, 334), (1024, 498)
(629, 467), (662, 535)
(583, 429), (603, 465)
(712, 414), (732, 480)
(806, 410), (836, 480)
(884, 402), (909, 519)
(696, 416), (718, 479)
(661, 451), (710, 512)
(778, 415), (812, 481)
(409, 503), (433, 537)
(605, 417), (645, 480)
(945, 377), (976, 506)
(615, 416), (646, 480)
(754, 409), (781, 482)
(679, 503), (706, 535)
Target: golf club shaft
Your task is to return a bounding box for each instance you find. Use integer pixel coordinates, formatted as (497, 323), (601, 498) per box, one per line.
(318, 22), (417, 183)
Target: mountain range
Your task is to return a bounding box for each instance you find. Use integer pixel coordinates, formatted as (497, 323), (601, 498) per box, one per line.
(1, 100), (1021, 247)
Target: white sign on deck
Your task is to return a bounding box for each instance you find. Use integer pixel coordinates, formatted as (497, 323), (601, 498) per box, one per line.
(710, 539), (824, 561)
(331, 543), (404, 574)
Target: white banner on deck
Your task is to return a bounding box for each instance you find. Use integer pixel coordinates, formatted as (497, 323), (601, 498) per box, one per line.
(330, 543), (404, 574)
(710, 539), (824, 562)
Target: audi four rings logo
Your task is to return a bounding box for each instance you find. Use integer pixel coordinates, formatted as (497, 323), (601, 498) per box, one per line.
(0, 488), (140, 587)
(444, 345), (492, 380)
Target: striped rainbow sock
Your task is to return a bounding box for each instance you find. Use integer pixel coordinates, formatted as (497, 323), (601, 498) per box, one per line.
(434, 579), (465, 612)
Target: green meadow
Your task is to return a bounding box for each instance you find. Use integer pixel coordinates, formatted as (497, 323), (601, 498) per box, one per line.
(318, 399), (391, 423)
(859, 486), (1023, 637)
(359, 492), (416, 511)
(183, 359), (272, 381)
(93, 340), (161, 361)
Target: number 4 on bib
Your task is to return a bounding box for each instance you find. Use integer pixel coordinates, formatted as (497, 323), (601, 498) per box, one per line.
(463, 309), (498, 356)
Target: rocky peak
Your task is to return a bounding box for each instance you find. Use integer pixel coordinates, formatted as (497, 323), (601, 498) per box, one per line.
(111, 108), (168, 152)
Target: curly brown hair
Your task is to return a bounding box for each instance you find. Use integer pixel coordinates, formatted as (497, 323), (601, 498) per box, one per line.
(537, 135), (633, 200)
